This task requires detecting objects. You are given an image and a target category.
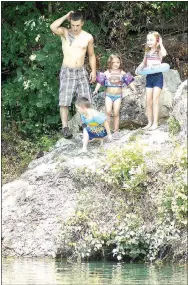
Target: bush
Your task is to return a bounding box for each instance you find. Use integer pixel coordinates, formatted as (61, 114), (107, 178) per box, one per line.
(2, 130), (61, 184)
(96, 143), (147, 192)
(167, 116), (181, 136)
(57, 145), (187, 263)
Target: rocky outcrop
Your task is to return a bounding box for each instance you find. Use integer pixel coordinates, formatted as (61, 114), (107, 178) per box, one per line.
(121, 69), (181, 127)
(2, 165), (77, 257)
(1, 124), (185, 258)
(171, 80), (188, 140)
(2, 76), (187, 260)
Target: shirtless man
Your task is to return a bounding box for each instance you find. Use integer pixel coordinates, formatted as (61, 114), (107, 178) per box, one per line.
(50, 11), (96, 138)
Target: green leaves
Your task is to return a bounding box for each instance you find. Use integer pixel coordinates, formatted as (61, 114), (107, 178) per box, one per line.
(36, 102), (43, 108)
(167, 116), (181, 136)
(35, 52), (47, 62)
(97, 144), (146, 192)
(2, 1), (187, 137)
(2, 2), (63, 136)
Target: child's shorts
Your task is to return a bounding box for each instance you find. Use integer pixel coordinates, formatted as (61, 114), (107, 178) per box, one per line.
(85, 126), (107, 141)
(146, 72), (163, 89)
(106, 93), (121, 102)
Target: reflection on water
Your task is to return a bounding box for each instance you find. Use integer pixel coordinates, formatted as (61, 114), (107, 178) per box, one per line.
(2, 258), (187, 285)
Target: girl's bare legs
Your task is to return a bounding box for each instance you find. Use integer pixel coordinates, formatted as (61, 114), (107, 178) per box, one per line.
(142, 88), (153, 130)
(113, 98), (121, 132)
(150, 87), (162, 130)
(105, 96), (113, 129)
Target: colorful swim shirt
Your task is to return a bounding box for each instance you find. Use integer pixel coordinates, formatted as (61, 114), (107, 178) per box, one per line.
(81, 113), (108, 140)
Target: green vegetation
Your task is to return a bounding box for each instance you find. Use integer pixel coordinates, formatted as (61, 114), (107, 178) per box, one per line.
(167, 116), (181, 135)
(57, 145), (187, 263)
(128, 129), (144, 142)
(2, 1), (187, 137)
(96, 143), (147, 192)
(2, 131), (61, 184)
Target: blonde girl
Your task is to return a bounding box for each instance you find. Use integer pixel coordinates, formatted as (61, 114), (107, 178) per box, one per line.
(137, 31), (167, 130)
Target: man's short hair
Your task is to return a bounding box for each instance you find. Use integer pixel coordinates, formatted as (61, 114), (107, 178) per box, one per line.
(75, 97), (91, 108)
(70, 11), (84, 22)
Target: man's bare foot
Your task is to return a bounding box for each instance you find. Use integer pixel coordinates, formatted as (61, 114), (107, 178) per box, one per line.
(78, 148), (88, 155)
(149, 124), (158, 131)
(142, 123), (152, 130)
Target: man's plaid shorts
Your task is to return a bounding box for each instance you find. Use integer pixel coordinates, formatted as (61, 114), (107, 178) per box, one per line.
(59, 65), (92, 106)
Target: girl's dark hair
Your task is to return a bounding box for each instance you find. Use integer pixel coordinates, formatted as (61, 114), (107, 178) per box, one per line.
(70, 11), (84, 22)
(75, 97), (91, 108)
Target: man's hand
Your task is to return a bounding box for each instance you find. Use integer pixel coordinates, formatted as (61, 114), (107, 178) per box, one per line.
(89, 71), (96, 83)
(66, 11), (74, 21)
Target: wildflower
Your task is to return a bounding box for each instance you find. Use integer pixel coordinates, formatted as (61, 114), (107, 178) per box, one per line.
(29, 54), (36, 61)
(35, 34), (40, 42)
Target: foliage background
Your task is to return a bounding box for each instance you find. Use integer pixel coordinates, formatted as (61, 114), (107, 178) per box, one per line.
(2, 1), (188, 136)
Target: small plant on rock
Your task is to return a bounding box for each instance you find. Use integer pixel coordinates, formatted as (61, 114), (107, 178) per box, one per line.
(167, 116), (181, 135)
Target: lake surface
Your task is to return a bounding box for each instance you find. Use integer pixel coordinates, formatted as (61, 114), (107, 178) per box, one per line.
(2, 258), (187, 285)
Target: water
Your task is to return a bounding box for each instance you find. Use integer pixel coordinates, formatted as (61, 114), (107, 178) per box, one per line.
(2, 258), (187, 285)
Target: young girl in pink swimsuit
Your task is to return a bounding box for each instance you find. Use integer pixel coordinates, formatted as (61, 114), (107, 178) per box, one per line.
(93, 54), (136, 133)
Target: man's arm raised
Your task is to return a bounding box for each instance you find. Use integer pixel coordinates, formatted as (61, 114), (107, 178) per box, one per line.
(87, 35), (96, 83)
(50, 11), (73, 36)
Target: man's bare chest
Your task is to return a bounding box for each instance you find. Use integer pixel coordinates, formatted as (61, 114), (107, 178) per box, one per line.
(62, 33), (88, 50)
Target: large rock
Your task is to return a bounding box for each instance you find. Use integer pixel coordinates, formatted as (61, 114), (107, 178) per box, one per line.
(2, 165), (77, 258)
(171, 80), (188, 139)
(69, 69), (182, 131)
(2, 125), (176, 258)
(2, 71), (186, 259)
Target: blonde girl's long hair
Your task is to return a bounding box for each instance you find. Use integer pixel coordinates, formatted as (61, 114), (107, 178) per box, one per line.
(145, 31), (161, 53)
(107, 54), (123, 71)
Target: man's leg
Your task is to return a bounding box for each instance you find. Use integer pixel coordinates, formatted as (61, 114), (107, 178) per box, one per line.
(77, 67), (92, 103)
(60, 106), (72, 139)
(59, 66), (76, 139)
(60, 106), (69, 128)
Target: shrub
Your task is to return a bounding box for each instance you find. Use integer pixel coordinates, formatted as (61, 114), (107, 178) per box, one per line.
(96, 143), (147, 192)
(167, 116), (181, 135)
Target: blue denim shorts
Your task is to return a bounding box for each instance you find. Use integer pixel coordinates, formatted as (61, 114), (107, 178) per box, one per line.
(146, 72), (163, 89)
(106, 93), (121, 102)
